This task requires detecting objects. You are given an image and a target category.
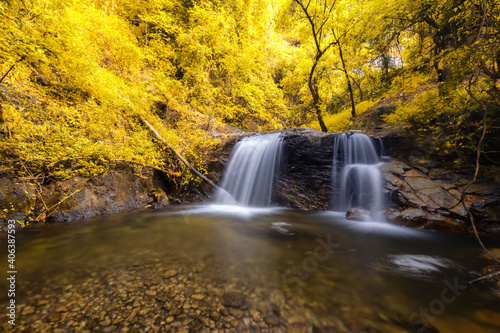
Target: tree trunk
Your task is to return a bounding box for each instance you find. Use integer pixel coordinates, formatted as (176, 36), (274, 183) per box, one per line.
(314, 104), (327, 132)
(337, 41), (356, 117)
(308, 59), (328, 132)
(332, 29), (355, 118)
(381, 53), (390, 85)
(351, 76), (364, 102)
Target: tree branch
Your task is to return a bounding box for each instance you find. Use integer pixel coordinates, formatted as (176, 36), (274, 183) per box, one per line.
(0, 56), (25, 84)
(461, 85), (500, 267)
(469, 270), (500, 284)
(295, 0), (322, 52)
(0, 64), (16, 84)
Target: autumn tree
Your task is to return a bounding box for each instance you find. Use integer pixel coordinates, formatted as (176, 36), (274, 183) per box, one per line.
(327, 0), (370, 118)
(292, 0), (338, 132)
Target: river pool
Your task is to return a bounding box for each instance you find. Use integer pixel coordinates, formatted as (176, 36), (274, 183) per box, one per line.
(1, 205), (500, 332)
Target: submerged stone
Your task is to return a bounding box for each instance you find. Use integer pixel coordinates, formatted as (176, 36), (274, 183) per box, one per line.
(221, 291), (246, 308)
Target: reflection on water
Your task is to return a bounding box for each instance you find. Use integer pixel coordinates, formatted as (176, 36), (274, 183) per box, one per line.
(371, 254), (462, 282)
(1, 205), (500, 332)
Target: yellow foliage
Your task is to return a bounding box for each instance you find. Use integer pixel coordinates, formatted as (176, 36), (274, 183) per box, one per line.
(383, 88), (467, 126)
(355, 100), (376, 115)
(0, 0), (222, 186)
(306, 109), (353, 133)
(2, 0), (495, 188)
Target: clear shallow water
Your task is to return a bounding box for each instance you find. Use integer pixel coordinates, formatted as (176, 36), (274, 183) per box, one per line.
(1, 206), (500, 332)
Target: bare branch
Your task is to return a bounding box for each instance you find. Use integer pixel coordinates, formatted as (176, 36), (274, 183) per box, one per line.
(294, 0), (321, 52)
(461, 84), (500, 266)
(469, 270), (500, 284)
(0, 64), (16, 85)
(0, 56), (25, 84)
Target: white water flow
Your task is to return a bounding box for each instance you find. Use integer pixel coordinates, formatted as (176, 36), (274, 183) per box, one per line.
(332, 132), (384, 220)
(214, 133), (283, 206)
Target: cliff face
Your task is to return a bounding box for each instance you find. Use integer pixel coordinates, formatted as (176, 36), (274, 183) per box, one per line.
(273, 128), (335, 210)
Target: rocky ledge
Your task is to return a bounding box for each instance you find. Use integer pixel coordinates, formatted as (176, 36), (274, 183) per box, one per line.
(380, 127), (500, 235)
(270, 128), (500, 236)
(384, 157), (500, 233)
(0, 163), (171, 230)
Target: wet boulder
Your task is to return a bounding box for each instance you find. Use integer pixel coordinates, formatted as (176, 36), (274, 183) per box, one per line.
(346, 208), (371, 221)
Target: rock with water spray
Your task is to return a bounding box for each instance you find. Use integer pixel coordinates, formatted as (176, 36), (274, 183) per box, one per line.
(346, 208), (371, 221)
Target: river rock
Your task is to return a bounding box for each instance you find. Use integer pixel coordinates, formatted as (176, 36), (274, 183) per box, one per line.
(228, 308), (244, 318)
(46, 312), (61, 322)
(221, 291), (246, 308)
(346, 208), (371, 221)
(263, 314), (280, 326)
(289, 322), (309, 333)
(191, 293), (206, 300)
(164, 269), (178, 279)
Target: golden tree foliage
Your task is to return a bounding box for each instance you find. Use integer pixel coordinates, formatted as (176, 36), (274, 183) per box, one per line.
(0, 0), (220, 185)
(1, 0), (499, 185)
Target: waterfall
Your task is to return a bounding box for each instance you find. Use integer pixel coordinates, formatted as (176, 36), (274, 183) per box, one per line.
(332, 132), (384, 220)
(215, 133), (283, 207)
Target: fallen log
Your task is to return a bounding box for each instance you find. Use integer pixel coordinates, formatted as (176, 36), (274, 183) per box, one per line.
(140, 116), (219, 190)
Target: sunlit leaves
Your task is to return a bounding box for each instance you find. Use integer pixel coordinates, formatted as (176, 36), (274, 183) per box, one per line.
(2, 0), (499, 182)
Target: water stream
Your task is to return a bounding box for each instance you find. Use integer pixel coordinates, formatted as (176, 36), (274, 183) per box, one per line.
(1, 207), (499, 332)
(332, 132), (385, 220)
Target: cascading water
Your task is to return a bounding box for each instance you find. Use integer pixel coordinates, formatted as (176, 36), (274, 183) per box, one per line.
(214, 133), (283, 207)
(332, 132), (385, 220)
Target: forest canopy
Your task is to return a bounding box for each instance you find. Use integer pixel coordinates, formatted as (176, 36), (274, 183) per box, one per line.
(1, 0), (499, 184)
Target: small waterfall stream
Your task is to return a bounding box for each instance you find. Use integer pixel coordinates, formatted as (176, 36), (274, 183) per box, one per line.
(214, 133), (283, 206)
(332, 132), (385, 220)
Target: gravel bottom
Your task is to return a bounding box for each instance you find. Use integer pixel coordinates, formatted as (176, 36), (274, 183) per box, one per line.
(1, 254), (404, 333)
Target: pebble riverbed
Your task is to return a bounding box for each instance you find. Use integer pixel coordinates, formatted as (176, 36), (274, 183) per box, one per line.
(3, 252), (413, 333)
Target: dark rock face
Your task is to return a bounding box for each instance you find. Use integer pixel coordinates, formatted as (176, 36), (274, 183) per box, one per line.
(0, 163), (171, 229)
(272, 128), (335, 210)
